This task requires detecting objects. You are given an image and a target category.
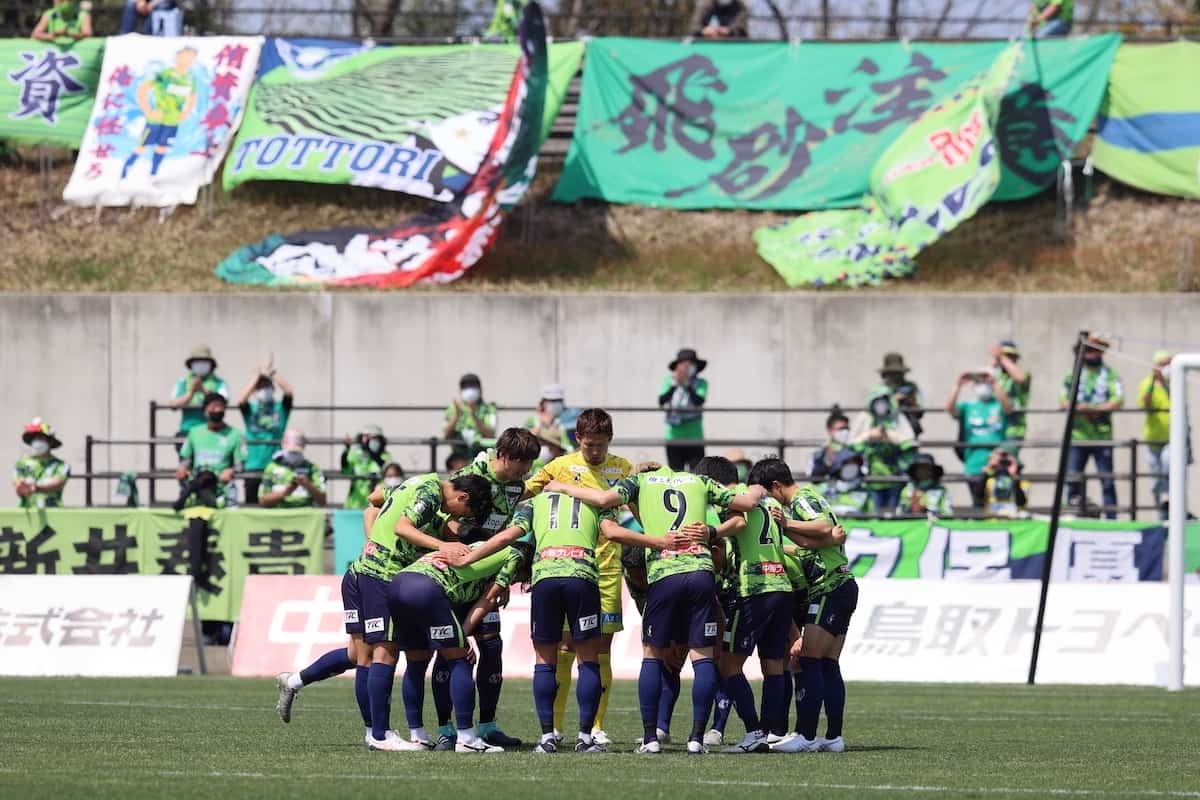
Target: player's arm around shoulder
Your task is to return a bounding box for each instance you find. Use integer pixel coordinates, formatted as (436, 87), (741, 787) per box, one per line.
(544, 478), (622, 509)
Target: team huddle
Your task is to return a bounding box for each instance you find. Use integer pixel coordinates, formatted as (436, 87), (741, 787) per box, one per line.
(274, 410), (858, 755)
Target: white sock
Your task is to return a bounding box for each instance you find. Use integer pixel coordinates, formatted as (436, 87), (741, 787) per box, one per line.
(286, 673), (304, 690)
(457, 727), (475, 744)
(364, 726), (371, 738)
(410, 726), (427, 743)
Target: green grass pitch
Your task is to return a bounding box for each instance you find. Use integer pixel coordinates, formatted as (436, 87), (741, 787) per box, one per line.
(1, 677), (1197, 799)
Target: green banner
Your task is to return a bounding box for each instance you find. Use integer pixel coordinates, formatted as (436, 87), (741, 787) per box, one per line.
(0, 38), (104, 147)
(1091, 42), (1200, 199)
(0, 508), (325, 622)
(553, 35), (1118, 211)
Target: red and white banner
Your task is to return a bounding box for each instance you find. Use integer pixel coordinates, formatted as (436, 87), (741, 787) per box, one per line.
(0, 575), (191, 676)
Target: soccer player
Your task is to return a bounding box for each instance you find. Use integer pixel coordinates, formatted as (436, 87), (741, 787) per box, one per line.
(751, 458), (858, 753)
(523, 408), (633, 746)
(445, 427), (540, 748)
(545, 465), (764, 754)
(122, 46), (199, 180)
(389, 540), (530, 753)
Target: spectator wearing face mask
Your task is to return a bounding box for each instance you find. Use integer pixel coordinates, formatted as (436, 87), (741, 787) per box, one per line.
(525, 383), (572, 469)
(659, 347), (709, 471)
(237, 355), (294, 505)
(1139, 350), (1173, 519)
(259, 429), (326, 508)
(849, 387), (917, 513)
(444, 373), (498, 460)
(991, 340), (1031, 445)
(169, 345), (229, 438)
(378, 461), (406, 492)
(809, 406), (850, 480)
(821, 450), (874, 517)
(341, 424), (390, 510)
(899, 453), (953, 518)
(877, 353), (925, 438)
(946, 369), (1013, 508)
(981, 447), (1029, 518)
(175, 393), (245, 507)
(690, 0), (748, 38)
(1061, 334), (1124, 519)
(13, 418), (69, 509)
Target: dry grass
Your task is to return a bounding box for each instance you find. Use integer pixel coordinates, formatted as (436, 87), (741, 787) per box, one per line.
(2, 146), (1199, 293)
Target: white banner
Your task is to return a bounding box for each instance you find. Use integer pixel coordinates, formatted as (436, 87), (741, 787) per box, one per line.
(0, 575), (191, 676)
(63, 34), (262, 207)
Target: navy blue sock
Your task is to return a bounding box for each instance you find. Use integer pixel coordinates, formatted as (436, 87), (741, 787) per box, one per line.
(150, 151), (164, 175)
(354, 665), (371, 727)
(431, 655), (452, 727)
(577, 660), (602, 734)
(476, 638), (503, 725)
(795, 656), (824, 739)
(299, 648), (354, 685)
(657, 665), (681, 733)
(401, 658), (428, 731)
(690, 658), (720, 741)
(722, 673), (760, 733)
(448, 657), (476, 731)
(712, 689), (732, 734)
(121, 153), (137, 178)
(761, 674), (787, 737)
(533, 663), (558, 735)
(368, 661), (396, 741)
(638, 658), (664, 742)
(776, 669), (793, 735)
(822, 659), (846, 739)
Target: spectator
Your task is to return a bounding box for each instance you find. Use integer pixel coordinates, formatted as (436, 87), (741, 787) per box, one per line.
(981, 447), (1029, 518)
(808, 405), (850, 481)
(259, 429), (327, 508)
(445, 452), (470, 474)
(821, 450), (874, 517)
(877, 352), (925, 438)
(138, 0), (182, 35)
(1061, 334), (1123, 519)
(690, 0), (748, 38)
(341, 424), (390, 510)
(13, 418), (69, 509)
(169, 345), (229, 438)
(659, 347), (709, 470)
(237, 356), (293, 505)
(443, 372), (498, 460)
(899, 453), (953, 517)
(175, 392), (246, 508)
(525, 383), (571, 467)
(1030, 0), (1072, 37)
(485, 0), (522, 39)
(724, 447), (753, 484)
(31, 0), (92, 41)
(380, 461), (406, 491)
(946, 369), (1012, 508)
(991, 339), (1031, 445)
(849, 386), (917, 513)
(118, 0), (146, 33)
(1139, 350), (1173, 519)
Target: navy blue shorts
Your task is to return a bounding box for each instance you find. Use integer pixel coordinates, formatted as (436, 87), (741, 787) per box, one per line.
(388, 572), (467, 652)
(791, 589), (810, 630)
(142, 123), (179, 148)
(530, 577), (601, 644)
(341, 569), (392, 644)
(806, 580), (859, 637)
(642, 570), (718, 649)
(725, 591), (793, 658)
(453, 602), (501, 637)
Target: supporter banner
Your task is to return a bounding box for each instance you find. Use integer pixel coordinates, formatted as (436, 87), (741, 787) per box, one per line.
(755, 43), (1020, 287)
(1091, 42), (1200, 199)
(214, 2), (551, 288)
(0, 508), (324, 622)
(0, 38), (104, 147)
(553, 35), (1118, 211)
(0, 575), (190, 676)
(62, 34), (262, 207)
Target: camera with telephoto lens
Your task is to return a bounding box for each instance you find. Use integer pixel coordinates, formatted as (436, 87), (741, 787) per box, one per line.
(173, 469), (220, 512)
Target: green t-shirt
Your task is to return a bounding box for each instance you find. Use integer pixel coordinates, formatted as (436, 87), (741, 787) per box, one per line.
(260, 456), (326, 508)
(444, 401), (498, 455)
(46, 4), (87, 36)
(958, 398), (1006, 475)
(453, 450), (527, 536)
(12, 455), (69, 509)
(512, 492), (609, 585)
(180, 424), (245, 472)
(725, 485), (791, 597)
(660, 376), (708, 440)
(353, 473), (446, 582)
(786, 485), (851, 597)
(403, 543), (523, 607)
(171, 374), (229, 434)
(149, 67), (197, 127)
(994, 366), (1031, 440)
(822, 484), (874, 516)
(342, 444), (390, 510)
(1035, 0), (1074, 23)
(240, 397), (290, 471)
(898, 482), (953, 516)
(614, 467), (735, 584)
(1059, 364), (1123, 442)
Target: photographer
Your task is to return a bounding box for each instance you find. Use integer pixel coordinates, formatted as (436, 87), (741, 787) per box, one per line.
(259, 429), (326, 508)
(981, 447), (1029, 518)
(175, 392), (246, 509)
(945, 369), (1012, 509)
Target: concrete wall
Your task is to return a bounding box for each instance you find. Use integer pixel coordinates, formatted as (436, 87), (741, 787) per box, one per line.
(2, 292), (1197, 513)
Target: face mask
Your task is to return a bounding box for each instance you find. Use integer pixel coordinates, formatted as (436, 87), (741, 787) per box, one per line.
(913, 472), (935, 488)
(191, 360), (213, 377)
(839, 463), (860, 481)
(832, 428), (850, 445)
(974, 383), (994, 400)
(686, 364), (698, 379)
(538, 445), (552, 463)
(254, 388), (274, 405)
(871, 399), (891, 418)
(383, 476), (404, 489)
(281, 451), (306, 469)
(461, 387), (481, 404)
(544, 401), (564, 417)
(367, 437), (383, 454)
(207, 410), (225, 424)
(31, 439), (50, 456)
